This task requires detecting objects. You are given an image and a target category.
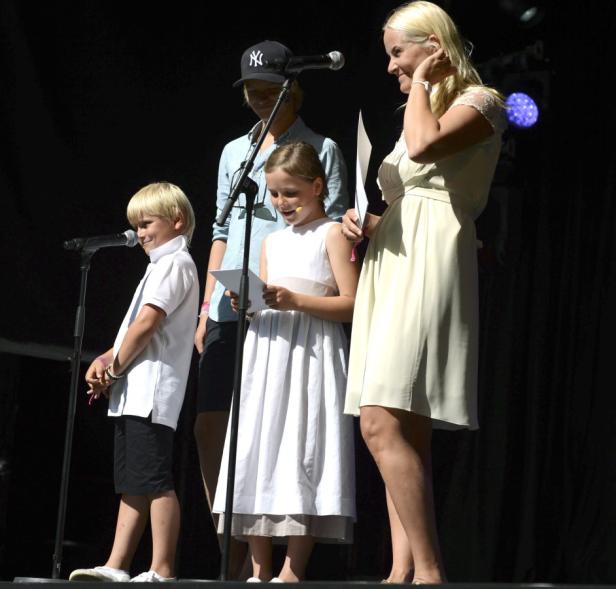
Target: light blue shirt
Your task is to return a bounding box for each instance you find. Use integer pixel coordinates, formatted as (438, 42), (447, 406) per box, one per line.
(209, 117), (348, 323)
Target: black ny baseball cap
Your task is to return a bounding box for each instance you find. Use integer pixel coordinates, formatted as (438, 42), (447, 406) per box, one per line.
(233, 40), (293, 87)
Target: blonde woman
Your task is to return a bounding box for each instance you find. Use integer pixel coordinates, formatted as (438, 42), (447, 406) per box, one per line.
(341, 1), (506, 584)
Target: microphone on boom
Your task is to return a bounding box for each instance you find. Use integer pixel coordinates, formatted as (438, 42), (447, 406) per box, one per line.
(63, 229), (139, 252)
(267, 51), (345, 74)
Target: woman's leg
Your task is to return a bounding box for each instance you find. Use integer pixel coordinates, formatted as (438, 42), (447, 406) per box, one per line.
(277, 535), (315, 582)
(384, 488), (414, 583)
(247, 536), (273, 581)
(360, 406), (445, 584)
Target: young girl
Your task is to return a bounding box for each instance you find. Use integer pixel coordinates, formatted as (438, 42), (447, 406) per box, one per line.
(212, 142), (358, 583)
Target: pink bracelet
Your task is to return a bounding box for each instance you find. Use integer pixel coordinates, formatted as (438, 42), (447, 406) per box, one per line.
(350, 244), (358, 262)
(95, 356), (107, 369)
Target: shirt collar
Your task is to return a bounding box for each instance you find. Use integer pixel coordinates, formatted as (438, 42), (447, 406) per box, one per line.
(248, 117), (306, 146)
(148, 235), (187, 263)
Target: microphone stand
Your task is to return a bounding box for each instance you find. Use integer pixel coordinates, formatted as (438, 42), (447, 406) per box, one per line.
(52, 247), (95, 578)
(218, 76), (295, 581)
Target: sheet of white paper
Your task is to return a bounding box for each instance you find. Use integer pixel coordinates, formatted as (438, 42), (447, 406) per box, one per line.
(355, 110), (372, 228)
(209, 269), (268, 313)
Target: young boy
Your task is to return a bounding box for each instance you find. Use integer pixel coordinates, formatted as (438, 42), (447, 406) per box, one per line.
(69, 182), (199, 583)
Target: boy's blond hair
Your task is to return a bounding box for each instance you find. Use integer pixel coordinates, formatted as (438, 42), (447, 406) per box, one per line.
(127, 182), (196, 243)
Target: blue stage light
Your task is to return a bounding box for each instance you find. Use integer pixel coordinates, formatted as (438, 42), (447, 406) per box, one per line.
(505, 92), (539, 128)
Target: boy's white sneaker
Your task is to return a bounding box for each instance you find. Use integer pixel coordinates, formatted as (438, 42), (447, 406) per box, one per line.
(246, 578), (263, 583)
(69, 566), (130, 582)
(130, 571), (176, 582)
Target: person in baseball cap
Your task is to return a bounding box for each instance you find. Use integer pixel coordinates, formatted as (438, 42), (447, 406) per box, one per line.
(194, 38), (348, 581)
(233, 40), (293, 87)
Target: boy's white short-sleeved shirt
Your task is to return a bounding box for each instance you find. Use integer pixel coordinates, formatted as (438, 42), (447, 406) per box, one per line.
(108, 235), (199, 430)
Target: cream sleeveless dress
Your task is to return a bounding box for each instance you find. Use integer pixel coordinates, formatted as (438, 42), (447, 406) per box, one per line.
(213, 217), (355, 541)
(344, 89), (506, 429)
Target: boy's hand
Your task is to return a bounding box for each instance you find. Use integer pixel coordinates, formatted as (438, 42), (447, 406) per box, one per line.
(85, 356), (111, 401)
(85, 356), (106, 385)
(263, 285), (297, 311)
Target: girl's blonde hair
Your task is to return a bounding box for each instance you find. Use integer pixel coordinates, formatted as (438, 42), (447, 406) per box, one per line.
(265, 142), (327, 200)
(385, 1), (503, 117)
(127, 181), (196, 243)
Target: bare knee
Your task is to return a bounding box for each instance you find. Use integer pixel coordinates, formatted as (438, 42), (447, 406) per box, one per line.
(360, 410), (381, 448)
(360, 407), (399, 458)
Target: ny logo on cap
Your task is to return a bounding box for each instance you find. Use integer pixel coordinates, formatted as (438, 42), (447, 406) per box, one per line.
(249, 50), (264, 67)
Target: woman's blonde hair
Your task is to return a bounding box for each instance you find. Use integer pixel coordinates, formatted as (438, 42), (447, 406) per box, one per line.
(265, 142), (327, 200)
(127, 181), (196, 243)
(385, 1), (503, 117)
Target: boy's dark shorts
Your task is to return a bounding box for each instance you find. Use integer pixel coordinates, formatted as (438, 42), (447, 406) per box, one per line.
(114, 415), (174, 495)
(196, 318), (238, 413)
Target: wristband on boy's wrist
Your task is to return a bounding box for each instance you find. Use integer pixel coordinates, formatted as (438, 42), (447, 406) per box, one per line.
(199, 300), (210, 317)
(105, 365), (125, 381)
(95, 356), (107, 369)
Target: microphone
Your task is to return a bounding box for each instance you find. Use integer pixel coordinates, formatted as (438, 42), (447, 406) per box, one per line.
(63, 229), (139, 252)
(268, 51), (345, 74)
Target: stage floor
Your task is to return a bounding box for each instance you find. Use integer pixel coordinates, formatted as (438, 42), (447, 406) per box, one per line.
(8, 581), (616, 588)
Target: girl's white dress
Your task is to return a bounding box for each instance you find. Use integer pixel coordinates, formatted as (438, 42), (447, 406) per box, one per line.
(345, 88), (506, 430)
(213, 217), (356, 541)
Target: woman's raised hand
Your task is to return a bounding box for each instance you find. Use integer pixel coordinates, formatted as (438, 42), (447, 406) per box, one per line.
(413, 48), (456, 86)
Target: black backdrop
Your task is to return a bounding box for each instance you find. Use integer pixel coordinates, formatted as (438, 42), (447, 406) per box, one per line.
(2, 0), (615, 583)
